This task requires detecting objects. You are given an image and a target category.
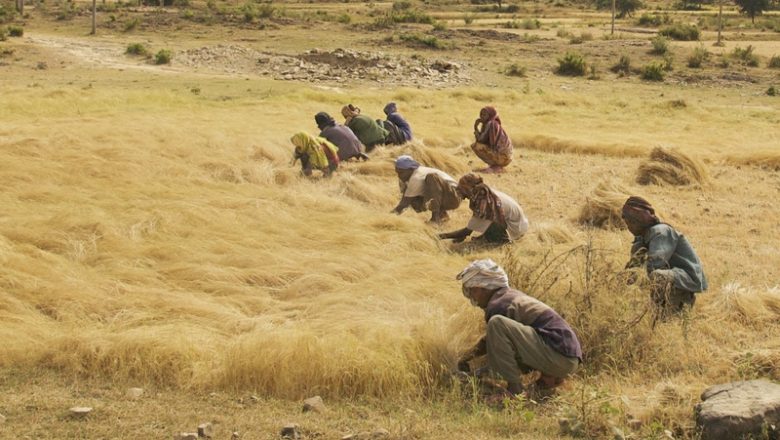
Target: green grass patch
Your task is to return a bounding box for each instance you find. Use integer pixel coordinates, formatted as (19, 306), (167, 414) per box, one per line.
(658, 23), (699, 40)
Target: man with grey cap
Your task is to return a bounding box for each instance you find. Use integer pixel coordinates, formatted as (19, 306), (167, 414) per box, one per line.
(391, 155), (461, 223)
(456, 259), (582, 398)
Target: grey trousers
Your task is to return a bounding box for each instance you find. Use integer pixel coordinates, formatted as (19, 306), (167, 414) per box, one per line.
(486, 315), (579, 383)
(649, 270), (696, 316)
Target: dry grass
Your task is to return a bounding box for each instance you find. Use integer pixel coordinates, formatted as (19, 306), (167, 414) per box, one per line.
(576, 179), (634, 229)
(517, 134), (647, 158)
(1, 12), (780, 440)
(725, 151), (780, 171)
(636, 147), (709, 187)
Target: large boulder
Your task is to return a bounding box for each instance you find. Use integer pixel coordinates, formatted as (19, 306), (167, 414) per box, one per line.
(695, 380), (780, 440)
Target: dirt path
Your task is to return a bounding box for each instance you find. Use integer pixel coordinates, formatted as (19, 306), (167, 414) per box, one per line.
(25, 33), (183, 73)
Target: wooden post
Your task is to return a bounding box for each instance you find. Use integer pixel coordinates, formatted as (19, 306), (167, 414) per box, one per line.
(91, 0), (96, 34)
(611, 0), (616, 35)
(716, 0), (723, 46)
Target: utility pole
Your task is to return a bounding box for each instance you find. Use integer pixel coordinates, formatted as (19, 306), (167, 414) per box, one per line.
(611, 0), (616, 35)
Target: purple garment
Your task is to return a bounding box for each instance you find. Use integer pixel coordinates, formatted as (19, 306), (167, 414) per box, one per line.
(319, 124), (364, 161)
(485, 288), (582, 360)
(386, 113), (413, 141)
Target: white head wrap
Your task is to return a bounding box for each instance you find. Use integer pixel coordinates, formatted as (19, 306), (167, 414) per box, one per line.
(456, 259), (509, 301)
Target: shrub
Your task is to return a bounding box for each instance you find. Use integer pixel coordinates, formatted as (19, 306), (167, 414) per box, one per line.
(732, 45), (760, 67)
(659, 23), (699, 40)
(463, 14), (474, 25)
(399, 33), (449, 49)
(663, 52), (674, 71)
(641, 62), (665, 81)
(0, 46), (14, 57)
(650, 35), (669, 54)
(337, 13), (351, 24)
(556, 51), (587, 76)
(391, 9), (434, 24)
(637, 13), (670, 26)
(242, 3), (257, 22)
(768, 55), (780, 68)
(767, 85), (777, 96)
(126, 42), (148, 56)
(522, 18), (541, 29)
(610, 54), (631, 75)
(432, 20), (446, 31)
(154, 49), (172, 64)
(8, 25), (22, 37)
(504, 63), (527, 77)
(392, 0), (411, 10)
(0, 27), (6, 42)
(123, 18), (140, 32)
(556, 28), (572, 38)
(570, 32), (592, 44)
(687, 45), (709, 68)
(588, 64), (600, 80)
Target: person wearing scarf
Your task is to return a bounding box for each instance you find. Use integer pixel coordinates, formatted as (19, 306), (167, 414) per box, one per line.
(290, 132), (339, 177)
(391, 155), (461, 223)
(456, 259), (582, 400)
(340, 104), (388, 152)
(622, 196), (708, 318)
(315, 112), (368, 162)
(438, 173), (528, 244)
(383, 102), (413, 143)
(472, 106), (513, 174)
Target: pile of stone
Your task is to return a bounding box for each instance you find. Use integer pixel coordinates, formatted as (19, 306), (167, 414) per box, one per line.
(177, 45), (470, 87)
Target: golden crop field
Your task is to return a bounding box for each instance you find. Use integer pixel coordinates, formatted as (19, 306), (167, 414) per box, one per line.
(1, 0), (779, 438)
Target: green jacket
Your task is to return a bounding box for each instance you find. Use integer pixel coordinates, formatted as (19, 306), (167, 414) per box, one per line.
(347, 115), (388, 147)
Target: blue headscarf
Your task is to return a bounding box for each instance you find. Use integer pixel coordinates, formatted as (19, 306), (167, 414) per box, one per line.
(394, 155), (420, 170)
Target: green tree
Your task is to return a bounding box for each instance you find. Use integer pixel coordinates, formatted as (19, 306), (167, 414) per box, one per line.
(734, 0), (769, 23)
(596, 0), (643, 18)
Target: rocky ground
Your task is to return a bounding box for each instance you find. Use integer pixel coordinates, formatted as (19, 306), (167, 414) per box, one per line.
(176, 45), (470, 87)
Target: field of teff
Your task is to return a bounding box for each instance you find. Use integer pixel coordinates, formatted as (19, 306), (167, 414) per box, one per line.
(1, 0), (779, 438)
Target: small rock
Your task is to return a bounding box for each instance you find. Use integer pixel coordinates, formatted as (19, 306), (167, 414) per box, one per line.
(173, 433), (198, 440)
(303, 396), (326, 413)
(663, 429), (675, 439)
(197, 422), (213, 438)
(231, 432), (240, 439)
(280, 423), (300, 439)
(611, 426), (626, 440)
(371, 428), (389, 439)
(69, 407), (92, 417)
(126, 388), (144, 400)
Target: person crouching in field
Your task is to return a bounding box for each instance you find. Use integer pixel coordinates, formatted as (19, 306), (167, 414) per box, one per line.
(382, 102), (413, 145)
(291, 132), (339, 177)
(622, 196), (708, 319)
(472, 106), (513, 174)
(438, 173), (528, 244)
(315, 112), (369, 162)
(456, 259), (582, 400)
(391, 155), (461, 223)
(341, 104), (389, 152)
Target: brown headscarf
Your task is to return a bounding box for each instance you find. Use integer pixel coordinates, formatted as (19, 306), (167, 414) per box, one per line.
(341, 104), (361, 125)
(457, 173), (505, 226)
(473, 106), (506, 149)
(622, 196), (660, 229)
